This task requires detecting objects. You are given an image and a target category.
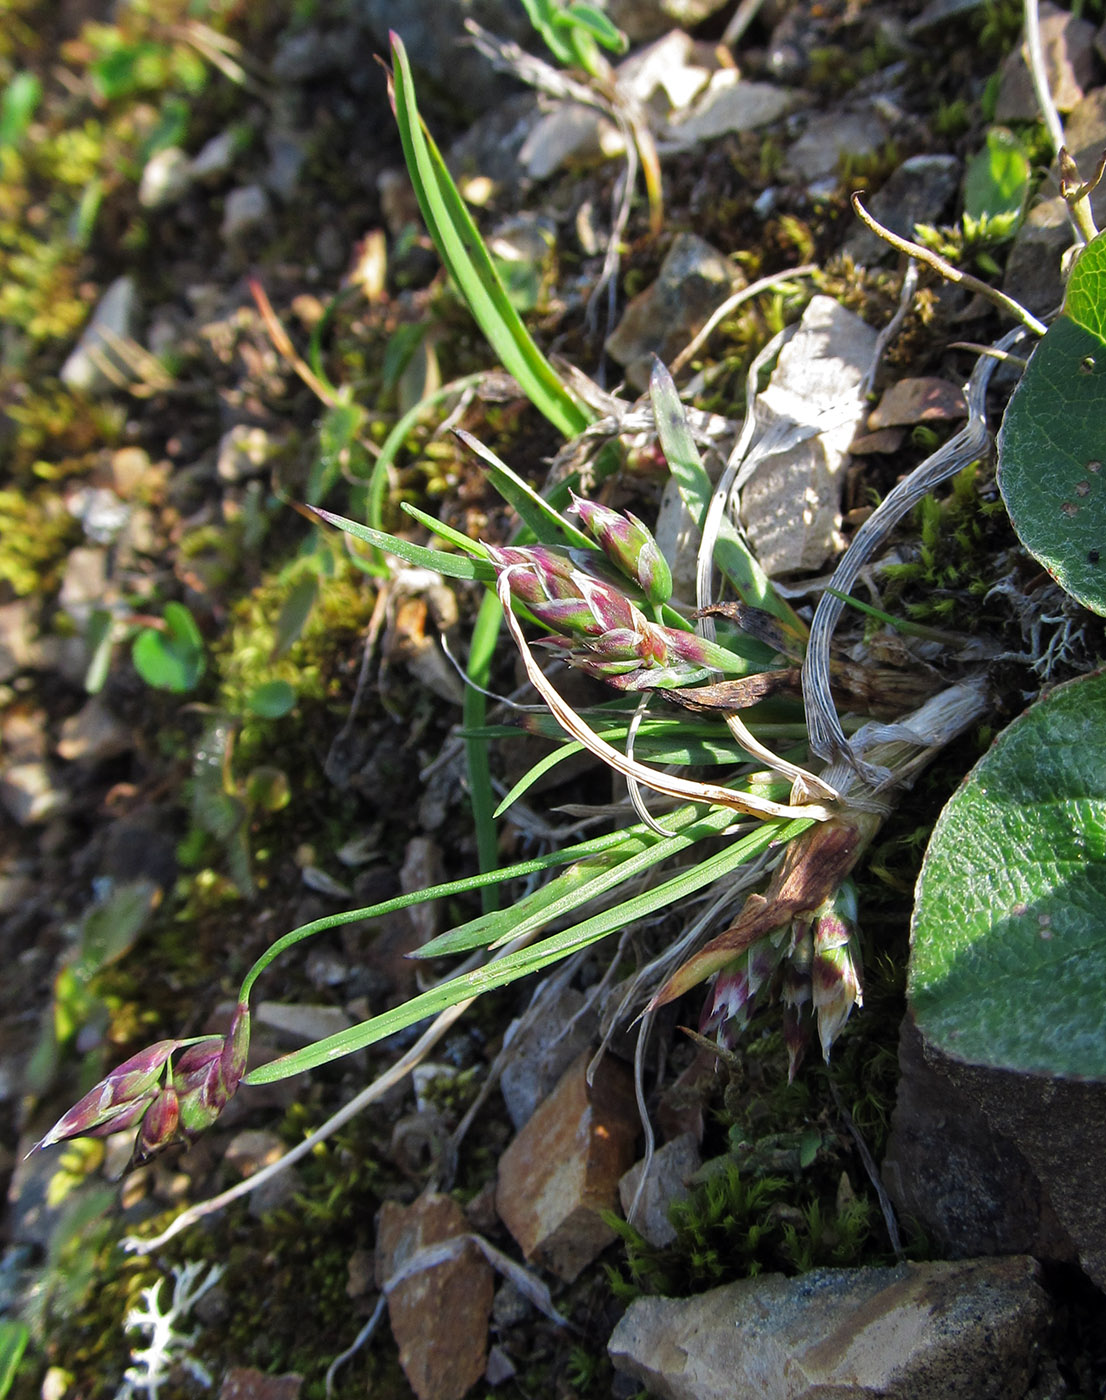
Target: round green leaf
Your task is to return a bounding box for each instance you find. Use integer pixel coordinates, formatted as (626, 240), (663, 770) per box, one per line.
(998, 231), (1106, 615)
(910, 671), (1106, 1076)
(246, 679), (296, 718)
(132, 603), (206, 692)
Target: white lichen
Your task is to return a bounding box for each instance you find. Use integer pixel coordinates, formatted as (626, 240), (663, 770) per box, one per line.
(115, 1260), (224, 1400)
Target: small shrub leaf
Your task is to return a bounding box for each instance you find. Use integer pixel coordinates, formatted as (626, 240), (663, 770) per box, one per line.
(997, 230), (1106, 614)
(910, 671), (1106, 1076)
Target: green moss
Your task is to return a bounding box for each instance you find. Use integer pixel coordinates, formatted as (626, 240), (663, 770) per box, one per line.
(0, 485), (79, 594)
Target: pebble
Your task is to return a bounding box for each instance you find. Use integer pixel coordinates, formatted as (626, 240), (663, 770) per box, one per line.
(221, 184), (271, 241)
(375, 1193), (494, 1400)
(138, 146), (193, 209)
(496, 1049), (639, 1281)
(619, 1132), (701, 1248)
(60, 276), (141, 396)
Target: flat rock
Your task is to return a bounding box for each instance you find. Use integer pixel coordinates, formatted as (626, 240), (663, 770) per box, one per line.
(60, 276), (141, 396)
(496, 1049), (638, 1280)
(740, 294), (878, 576)
(606, 232), (740, 391)
(1002, 194), (1073, 317)
(882, 1018), (1070, 1262)
(376, 1193), (493, 1400)
(868, 376), (967, 429)
(994, 3), (1096, 121)
(609, 1255), (1051, 1400)
(619, 1132), (700, 1248)
(846, 155), (961, 265)
(662, 70), (795, 149)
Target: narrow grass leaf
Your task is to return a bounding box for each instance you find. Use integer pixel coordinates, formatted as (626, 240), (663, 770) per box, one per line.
(243, 818), (799, 1084)
(309, 506), (495, 581)
(389, 35), (590, 439)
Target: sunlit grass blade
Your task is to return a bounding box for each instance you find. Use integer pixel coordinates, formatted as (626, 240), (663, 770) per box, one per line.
(243, 816), (807, 1085)
(650, 360), (799, 631)
(466, 589), (506, 911)
(494, 740), (586, 816)
(454, 428), (594, 549)
(418, 801), (742, 960)
(389, 34), (591, 440)
(308, 506), (494, 581)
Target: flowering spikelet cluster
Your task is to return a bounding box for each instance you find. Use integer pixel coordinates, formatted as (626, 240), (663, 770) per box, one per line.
(486, 496), (739, 692)
(700, 883), (863, 1079)
(34, 1002), (250, 1164)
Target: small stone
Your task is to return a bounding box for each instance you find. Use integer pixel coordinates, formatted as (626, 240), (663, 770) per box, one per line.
(609, 1256), (1051, 1400)
(0, 601), (35, 683)
(619, 1132), (701, 1248)
(265, 133), (308, 201)
(994, 3), (1095, 121)
(219, 1368), (302, 1400)
(1003, 195), (1073, 318)
(846, 155), (961, 265)
(0, 761), (67, 826)
(110, 447), (153, 499)
(216, 424), (283, 483)
(190, 127), (242, 180)
(399, 837), (446, 945)
(606, 232), (740, 391)
(604, 0), (732, 45)
(60, 276), (142, 396)
(868, 376), (968, 429)
(662, 70), (795, 149)
(138, 146), (193, 209)
(376, 1194), (494, 1400)
(496, 1049), (639, 1281)
(849, 426), (906, 455)
(518, 103), (624, 181)
(615, 30), (713, 113)
(67, 485), (130, 545)
(224, 1128), (297, 1215)
(346, 1247), (374, 1298)
(56, 695), (133, 765)
(484, 1345), (515, 1386)
(787, 108), (888, 183)
(500, 985), (598, 1131)
(221, 184), (271, 241)
(255, 1001), (353, 1046)
(57, 546), (109, 628)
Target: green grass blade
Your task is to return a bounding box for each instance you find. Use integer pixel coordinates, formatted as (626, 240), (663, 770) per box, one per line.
(494, 739), (585, 816)
(389, 34), (590, 439)
(454, 428), (594, 549)
(243, 817), (805, 1084)
(465, 589), (505, 911)
(417, 801), (739, 959)
(309, 506), (494, 581)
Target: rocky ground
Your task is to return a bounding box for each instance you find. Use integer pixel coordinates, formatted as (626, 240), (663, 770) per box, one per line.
(3, 0), (1106, 1398)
